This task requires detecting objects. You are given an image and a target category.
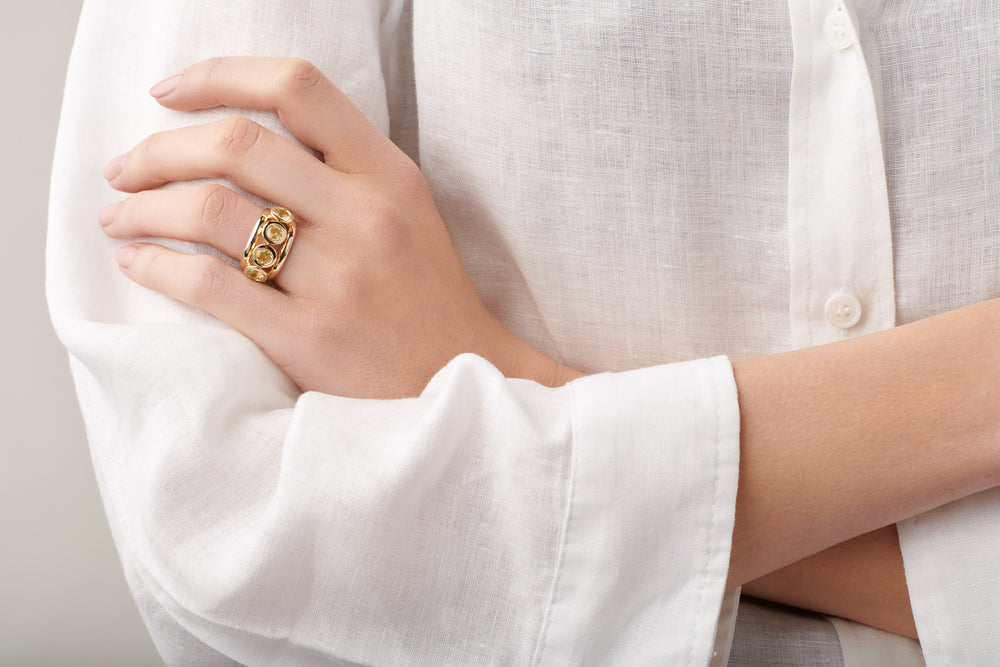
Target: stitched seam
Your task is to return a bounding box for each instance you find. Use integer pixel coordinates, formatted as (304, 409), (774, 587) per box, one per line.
(795, 2), (817, 346)
(856, 47), (887, 328)
(804, 6), (816, 345)
(530, 385), (580, 666)
(923, 540), (946, 662)
(688, 365), (725, 666)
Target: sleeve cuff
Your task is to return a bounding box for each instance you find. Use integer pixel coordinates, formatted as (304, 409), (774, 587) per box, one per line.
(898, 488), (1000, 666)
(536, 355), (741, 665)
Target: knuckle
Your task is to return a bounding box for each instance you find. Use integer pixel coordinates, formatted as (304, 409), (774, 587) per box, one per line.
(198, 183), (235, 229)
(116, 195), (138, 228)
(138, 247), (163, 276)
(186, 255), (231, 305)
(392, 157), (429, 194)
(358, 193), (411, 256)
(203, 56), (226, 84)
(215, 116), (264, 162)
(278, 58), (326, 97)
(136, 130), (163, 164)
(114, 193), (151, 235)
(395, 156), (424, 184)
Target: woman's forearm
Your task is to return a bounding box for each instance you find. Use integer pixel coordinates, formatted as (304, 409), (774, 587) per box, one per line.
(743, 525), (916, 639)
(729, 298), (1000, 587)
(501, 296), (999, 611)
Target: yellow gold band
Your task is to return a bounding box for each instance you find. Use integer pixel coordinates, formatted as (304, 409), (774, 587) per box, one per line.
(240, 207), (296, 282)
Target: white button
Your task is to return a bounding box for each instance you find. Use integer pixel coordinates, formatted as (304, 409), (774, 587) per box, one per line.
(825, 292), (862, 329)
(824, 9), (854, 50)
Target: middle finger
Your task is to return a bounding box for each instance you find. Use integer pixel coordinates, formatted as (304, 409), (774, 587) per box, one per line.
(105, 116), (343, 225)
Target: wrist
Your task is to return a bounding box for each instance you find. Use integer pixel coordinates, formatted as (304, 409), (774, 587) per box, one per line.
(483, 323), (584, 387)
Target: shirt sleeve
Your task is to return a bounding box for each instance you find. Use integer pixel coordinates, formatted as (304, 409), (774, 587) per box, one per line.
(48, 1), (741, 664)
(897, 492), (1000, 666)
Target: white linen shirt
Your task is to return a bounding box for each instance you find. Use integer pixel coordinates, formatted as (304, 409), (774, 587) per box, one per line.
(46, 0), (1000, 665)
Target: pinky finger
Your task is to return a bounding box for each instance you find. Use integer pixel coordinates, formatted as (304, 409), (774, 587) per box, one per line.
(116, 243), (294, 353)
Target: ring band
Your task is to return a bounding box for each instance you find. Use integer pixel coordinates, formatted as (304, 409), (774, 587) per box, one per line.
(241, 207), (296, 282)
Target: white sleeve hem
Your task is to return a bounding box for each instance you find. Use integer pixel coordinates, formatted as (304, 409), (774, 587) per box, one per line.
(898, 488), (1000, 666)
(534, 356), (741, 665)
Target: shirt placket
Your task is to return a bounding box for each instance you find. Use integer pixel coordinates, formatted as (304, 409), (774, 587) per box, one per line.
(786, 0), (896, 348)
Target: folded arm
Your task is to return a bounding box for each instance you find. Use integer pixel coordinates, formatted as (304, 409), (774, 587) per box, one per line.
(104, 56), (1000, 642)
(54, 2), (1000, 659)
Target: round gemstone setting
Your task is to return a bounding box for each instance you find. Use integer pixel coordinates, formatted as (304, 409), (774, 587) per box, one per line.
(252, 245), (277, 268)
(264, 222), (288, 244)
(244, 266), (267, 282)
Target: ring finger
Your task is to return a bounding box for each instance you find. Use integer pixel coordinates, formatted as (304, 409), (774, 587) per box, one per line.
(100, 183), (321, 291)
(101, 183), (259, 256)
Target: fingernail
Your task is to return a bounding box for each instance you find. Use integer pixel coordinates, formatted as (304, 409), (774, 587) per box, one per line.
(103, 152), (128, 181)
(150, 72), (182, 99)
(115, 245), (137, 269)
(98, 200), (122, 227)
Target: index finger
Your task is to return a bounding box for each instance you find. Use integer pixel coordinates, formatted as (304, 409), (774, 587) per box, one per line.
(150, 57), (403, 175)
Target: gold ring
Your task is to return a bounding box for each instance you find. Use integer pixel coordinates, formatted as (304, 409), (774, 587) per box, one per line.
(240, 206), (296, 282)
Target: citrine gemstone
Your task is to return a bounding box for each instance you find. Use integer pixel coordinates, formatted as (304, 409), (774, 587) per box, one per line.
(264, 222), (288, 244)
(252, 245), (277, 267)
(272, 207), (293, 223)
(244, 266), (267, 282)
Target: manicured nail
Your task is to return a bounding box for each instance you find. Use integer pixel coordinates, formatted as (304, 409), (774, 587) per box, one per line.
(115, 245), (137, 269)
(103, 152), (128, 181)
(150, 73), (182, 99)
(98, 200), (122, 227)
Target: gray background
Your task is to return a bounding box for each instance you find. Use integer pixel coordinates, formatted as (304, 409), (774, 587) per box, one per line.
(2, 1), (164, 664)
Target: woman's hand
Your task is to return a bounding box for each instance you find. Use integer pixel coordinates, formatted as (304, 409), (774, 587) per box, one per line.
(100, 57), (581, 398)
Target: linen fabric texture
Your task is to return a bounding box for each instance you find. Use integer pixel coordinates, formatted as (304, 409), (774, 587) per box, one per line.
(47, 0), (1000, 664)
